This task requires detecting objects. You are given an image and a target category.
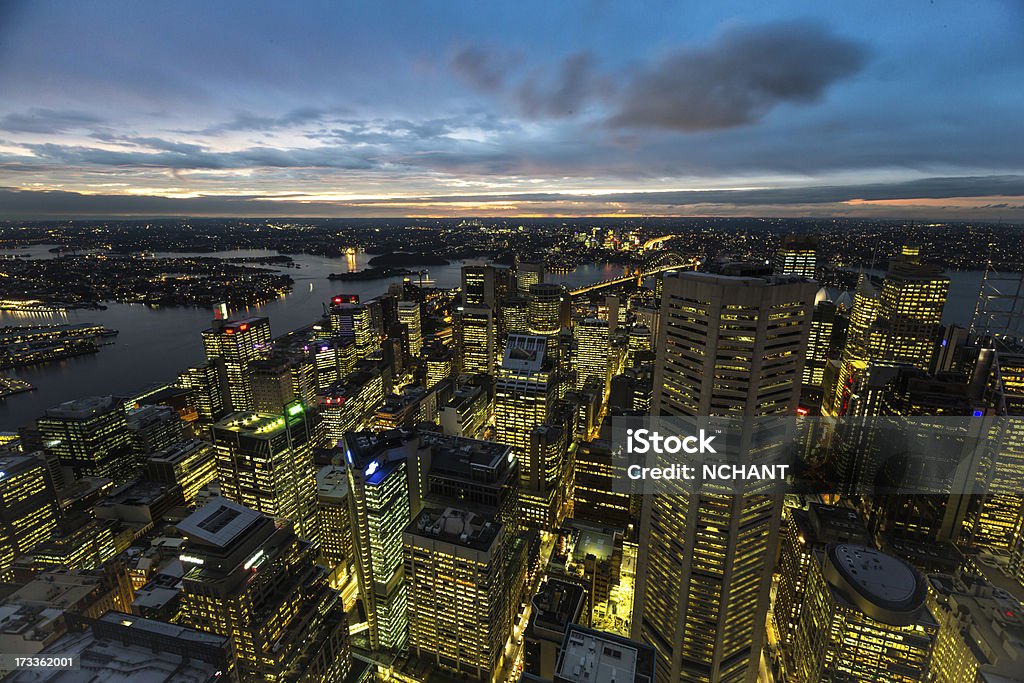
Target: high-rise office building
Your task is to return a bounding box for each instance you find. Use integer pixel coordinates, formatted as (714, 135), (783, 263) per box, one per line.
(773, 503), (872, 678)
(145, 439), (218, 505)
(311, 336), (357, 389)
(319, 368), (386, 444)
(456, 305), (496, 375)
(521, 424), (568, 530)
(398, 300), (423, 357)
(404, 506), (513, 681)
(879, 248), (950, 369)
(926, 571), (1024, 683)
(495, 334), (562, 526)
(802, 298), (836, 395)
(202, 316), (271, 412)
(636, 271), (814, 683)
(573, 318), (611, 393)
(37, 395), (135, 483)
(329, 300), (376, 359)
(179, 361), (226, 423)
(501, 295), (531, 337)
(831, 249), (949, 416)
(126, 404), (182, 458)
(249, 354), (317, 413)
(0, 453), (60, 578)
(211, 403), (320, 545)
(414, 429), (518, 525)
(177, 498), (351, 682)
(463, 264), (498, 308)
(317, 465), (355, 587)
(772, 235), (818, 279)
(573, 439), (634, 531)
(529, 283), (564, 343)
(424, 344), (455, 389)
(344, 431), (421, 653)
(495, 334), (556, 455)
(790, 544), (937, 683)
(517, 260), (544, 295)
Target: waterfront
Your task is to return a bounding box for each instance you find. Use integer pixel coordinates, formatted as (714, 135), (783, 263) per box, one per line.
(0, 249), (629, 429)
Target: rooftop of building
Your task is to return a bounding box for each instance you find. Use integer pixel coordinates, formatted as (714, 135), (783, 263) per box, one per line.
(321, 369), (381, 399)
(824, 543), (931, 627)
(0, 602), (63, 639)
(7, 570), (107, 610)
(204, 315), (268, 334)
(342, 430), (412, 469)
(176, 497), (263, 549)
(4, 613), (228, 683)
(928, 572), (1024, 677)
(671, 269), (812, 287)
(501, 334), (549, 373)
(419, 430), (513, 475)
(316, 465), (350, 500)
(211, 407), (306, 436)
(147, 439), (209, 465)
(529, 578), (587, 638)
(40, 396), (119, 420)
(0, 452), (44, 477)
(407, 506), (500, 552)
(556, 625), (655, 683)
(96, 478), (181, 508)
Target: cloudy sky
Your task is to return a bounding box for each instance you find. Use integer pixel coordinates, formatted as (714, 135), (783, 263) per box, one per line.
(0, 0), (1022, 220)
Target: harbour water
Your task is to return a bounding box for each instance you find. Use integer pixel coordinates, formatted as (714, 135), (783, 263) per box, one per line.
(0, 249), (629, 429)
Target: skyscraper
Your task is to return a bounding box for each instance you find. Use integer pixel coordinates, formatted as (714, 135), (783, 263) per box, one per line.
(319, 368), (386, 444)
(404, 506), (513, 681)
(462, 264), (498, 308)
(772, 235), (818, 279)
(495, 334), (560, 525)
(317, 464), (355, 587)
(573, 318), (611, 393)
(37, 395), (135, 483)
(179, 361), (226, 423)
(528, 283), (564, 343)
(636, 271), (814, 683)
(455, 305), (496, 375)
(344, 431), (420, 653)
(831, 248), (949, 416)
(202, 316), (271, 412)
(249, 354), (318, 413)
(517, 260), (544, 295)
(177, 498), (351, 682)
(211, 403), (320, 545)
(789, 544), (936, 682)
(424, 344), (455, 389)
(398, 300), (423, 357)
(0, 453), (60, 579)
(145, 439), (218, 505)
(802, 297), (836, 393)
(329, 300), (376, 359)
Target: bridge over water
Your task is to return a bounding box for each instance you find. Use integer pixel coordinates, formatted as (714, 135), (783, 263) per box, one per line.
(569, 251), (699, 297)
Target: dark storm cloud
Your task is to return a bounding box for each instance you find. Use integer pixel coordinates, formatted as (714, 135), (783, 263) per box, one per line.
(0, 108), (107, 134)
(609, 20), (868, 131)
(517, 52), (607, 118)
(455, 20), (868, 130)
(451, 46), (512, 92)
